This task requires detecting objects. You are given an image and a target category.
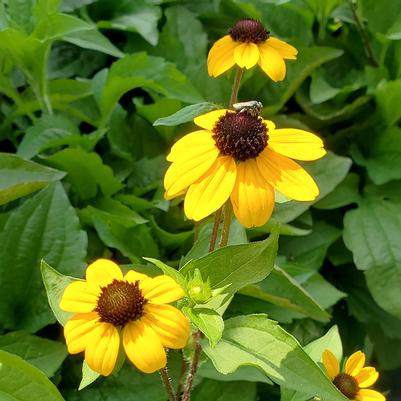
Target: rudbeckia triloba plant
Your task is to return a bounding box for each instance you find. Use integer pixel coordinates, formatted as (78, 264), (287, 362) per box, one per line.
(323, 350), (385, 401)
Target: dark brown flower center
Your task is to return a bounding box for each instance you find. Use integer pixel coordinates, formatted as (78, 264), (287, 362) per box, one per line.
(333, 373), (360, 400)
(212, 111), (268, 161)
(229, 19), (269, 43)
(95, 279), (147, 327)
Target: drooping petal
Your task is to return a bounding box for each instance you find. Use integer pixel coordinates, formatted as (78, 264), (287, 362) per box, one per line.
(64, 312), (100, 354)
(356, 367), (379, 388)
(184, 156), (237, 221)
(164, 141), (220, 199)
(257, 42), (286, 81)
(268, 128), (326, 161)
(167, 130), (217, 162)
(256, 148), (319, 201)
(265, 37), (298, 59)
(345, 351), (366, 376)
(140, 275), (184, 304)
(60, 281), (100, 313)
(123, 319), (166, 373)
(230, 160), (275, 228)
(322, 349), (340, 380)
(233, 42), (260, 69)
(207, 35), (237, 77)
(194, 109), (230, 131)
(124, 270), (150, 283)
(357, 389), (386, 401)
(85, 323), (120, 376)
(86, 259), (123, 287)
(143, 304), (190, 349)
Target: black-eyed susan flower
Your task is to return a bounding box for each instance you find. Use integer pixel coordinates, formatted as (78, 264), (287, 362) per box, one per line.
(207, 19), (298, 81)
(323, 350), (385, 401)
(164, 109), (325, 228)
(60, 259), (190, 375)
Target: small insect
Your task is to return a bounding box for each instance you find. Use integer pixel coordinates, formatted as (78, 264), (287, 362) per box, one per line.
(233, 100), (263, 117)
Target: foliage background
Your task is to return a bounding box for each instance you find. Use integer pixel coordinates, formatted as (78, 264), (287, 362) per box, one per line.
(0, 0), (401, 399)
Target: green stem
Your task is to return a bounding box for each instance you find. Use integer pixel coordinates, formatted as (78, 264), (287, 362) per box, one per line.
(175, 350), (188, 398)
(209, 208), (222, 252)
(219, 202), (232, 248)
(160, 366), (177, 401)
(348, 0), (378, 67)
(181, 331), (202, 401)
(229, 67), (244, 107)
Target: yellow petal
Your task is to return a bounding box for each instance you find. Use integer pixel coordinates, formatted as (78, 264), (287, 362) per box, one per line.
(268, 128), (326, 161)
(124, 270), (149, 283)
(356, 367), (379, 388)
(357, 389), (386, 401)
(123, 319), (166, 373)
(167, 130), (217, 162)
(345, 351), (366, 376)
(164, 141), (220, 199)
(60, 281), (100, 313)
(140, 275), (184, 304)
(262, 119), (276, 132)
(230, 160), (275, 228)
(194, 109), (230, 131)
(86, 259), (123, 287)
(64, 312), (100, 354)
(233, 42), (260, 69)
(322, 349), (340, 380)
(85, 323), (120, 376)
(266, 37), (298, 59)
(207, 35), (237, 77)
(257, 42), (286, 81)
(184, 156), (237, 221)
(143, 304), (190, 349)
(256, 148), (319, 201)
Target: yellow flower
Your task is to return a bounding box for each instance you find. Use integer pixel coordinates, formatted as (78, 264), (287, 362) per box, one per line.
(323, 350), (385, 401)
(60, 259), (190, 375)
(207, 19), (298, 81)
(164, 109), (325, 228)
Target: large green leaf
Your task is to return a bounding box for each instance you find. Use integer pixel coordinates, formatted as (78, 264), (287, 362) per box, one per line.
(343, 198), (401, 320)
(0, 153), (65, 205)
(203, 315), (347, 401)
(0, 183), (87, 331)
(180, 228), (279, 295)
(0, 331), (67, 378)
(0, 350), (65, 401)
(192, 380), (256, 401)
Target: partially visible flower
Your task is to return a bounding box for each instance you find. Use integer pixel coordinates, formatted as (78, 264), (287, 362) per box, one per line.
(164, 109), (325, 228)
(323, 349), (385, 401)
(60, 259), (190, 375)
(207, 19), (297, 81)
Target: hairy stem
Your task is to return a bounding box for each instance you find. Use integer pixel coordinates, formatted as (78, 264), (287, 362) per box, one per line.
(181, 331), (202, 401)
(229, 67), (244, 107)
(219, 202), (232, 248)
(160, 366), (177, 401)
(176, 350), (188, 398)
(209, 208), (222, 252)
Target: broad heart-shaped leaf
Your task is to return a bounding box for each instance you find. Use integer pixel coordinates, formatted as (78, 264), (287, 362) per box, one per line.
(343, 198), (401, 320)
(0, 331), (67, 378)
(180, 227), (278, 295)
(99, 53), (203, 123)
(153, 102), (217, 126)
(0, 350), (65, 401)
(203, 315), (347, 401)
(273, 152), (352, 223)
(46, 148), (123, 200)
(0, 153), (65, 205)
(0, 183), (87, 331)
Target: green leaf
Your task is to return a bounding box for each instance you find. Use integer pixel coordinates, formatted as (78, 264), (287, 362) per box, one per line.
(202, 315), (347, 401)
(46, 148), (123, 200)
(0, 331), (67, 378)
(183, 307), (224, 347)
(0, 183), (87, 331)
(239, 267), (331, 322)
(273, 152), (352, 223)
(0, 153), (65, 205)
(0, 350), (65, 401)
(180, 227), (278, 295)
(344, 198), (401, 320)
(153, 102), (217, 126)
(192, 380), (256, 401)
(375, 79), (401, 125)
